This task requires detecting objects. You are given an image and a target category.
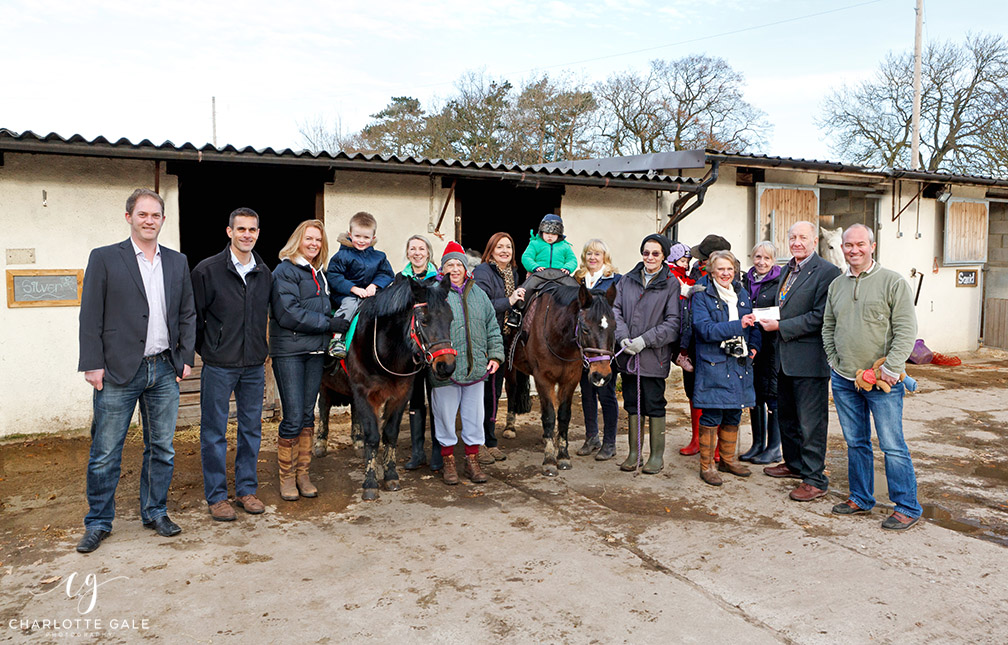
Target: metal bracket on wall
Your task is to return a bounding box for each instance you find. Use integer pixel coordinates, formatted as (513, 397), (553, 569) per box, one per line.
(432, 178), (457, 240)
(891, 179), (925, 238)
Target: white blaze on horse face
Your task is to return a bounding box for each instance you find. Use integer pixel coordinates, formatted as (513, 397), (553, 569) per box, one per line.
(600, 316), (609, 329)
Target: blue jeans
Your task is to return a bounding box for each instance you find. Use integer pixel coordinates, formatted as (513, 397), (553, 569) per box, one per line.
(272, 354), (324, 439)
(831, 370), (922, 518)
(580, 368), (618, 446)
(200, 364), (265, 504)
(85, 353), (179, 531)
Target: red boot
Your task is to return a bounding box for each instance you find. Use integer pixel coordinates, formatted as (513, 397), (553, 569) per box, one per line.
(679, 404), (702, 455)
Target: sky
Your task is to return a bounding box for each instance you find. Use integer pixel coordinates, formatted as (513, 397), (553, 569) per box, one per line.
(2, 0), (1006, 162)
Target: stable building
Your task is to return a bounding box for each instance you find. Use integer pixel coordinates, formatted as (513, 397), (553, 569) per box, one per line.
(2, 129), (1006, 437)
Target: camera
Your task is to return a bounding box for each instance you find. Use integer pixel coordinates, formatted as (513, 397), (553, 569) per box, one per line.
(720, 337), (748, 358)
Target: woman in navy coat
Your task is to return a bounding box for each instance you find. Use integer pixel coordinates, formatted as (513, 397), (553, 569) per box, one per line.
(691, 250), (761, 486)
(572, 239), (621, 460)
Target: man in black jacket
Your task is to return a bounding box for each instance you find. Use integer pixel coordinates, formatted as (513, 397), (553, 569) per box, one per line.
(77, 189), (196, 553)
(758, 221), (842, 502)
(191, 208), (272, 522)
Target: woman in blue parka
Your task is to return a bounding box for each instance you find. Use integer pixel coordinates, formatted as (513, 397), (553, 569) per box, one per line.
(691, 249), (761, 487)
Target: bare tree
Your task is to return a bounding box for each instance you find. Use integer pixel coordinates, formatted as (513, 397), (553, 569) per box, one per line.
(296, 114), (363, 154)
(821, 33), (1008, 175)
(595, 55), (769, 156)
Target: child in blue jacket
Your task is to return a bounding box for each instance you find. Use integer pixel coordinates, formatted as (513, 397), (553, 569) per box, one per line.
(325, 211), (395, 358)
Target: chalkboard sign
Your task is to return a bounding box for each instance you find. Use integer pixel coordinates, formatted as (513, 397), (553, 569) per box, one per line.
(955, 269), (979, 288)
(6, 269), (83, 307)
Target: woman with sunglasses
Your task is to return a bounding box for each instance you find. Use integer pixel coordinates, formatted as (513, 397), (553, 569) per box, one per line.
(612, 234), (681, 474)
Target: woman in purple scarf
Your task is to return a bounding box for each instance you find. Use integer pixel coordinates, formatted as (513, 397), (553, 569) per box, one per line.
(740, 241), (783, 463)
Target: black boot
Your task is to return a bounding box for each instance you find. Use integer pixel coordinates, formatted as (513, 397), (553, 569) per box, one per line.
(404, 410), (426, 470)
(428, 410), (443, 472)
(740, 404), (766, 462)
(751, 406), (782, 464)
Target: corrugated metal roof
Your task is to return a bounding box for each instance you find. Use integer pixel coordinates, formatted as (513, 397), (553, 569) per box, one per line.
(706, 149), (1008, 187)
(0, 129), (700, 190)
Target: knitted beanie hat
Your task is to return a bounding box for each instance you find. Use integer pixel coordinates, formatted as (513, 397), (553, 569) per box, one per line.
(440, 240), (468, 271)
(539, 213), (564, 237)
(640, 233), (672, 259)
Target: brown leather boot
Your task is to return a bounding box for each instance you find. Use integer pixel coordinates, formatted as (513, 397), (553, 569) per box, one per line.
(277, 437), (299, 501)
(698, 425), (722, 486)
(442, 453), (459, 485)
(464, 453), (488, 483)
(296, 428), (319, 497)
(717, 425), (751, 477)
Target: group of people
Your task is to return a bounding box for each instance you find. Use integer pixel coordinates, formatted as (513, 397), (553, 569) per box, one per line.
(74, 188), (922, 554)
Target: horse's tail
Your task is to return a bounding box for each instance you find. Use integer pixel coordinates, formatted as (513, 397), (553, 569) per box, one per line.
(511, 371), (532, 415)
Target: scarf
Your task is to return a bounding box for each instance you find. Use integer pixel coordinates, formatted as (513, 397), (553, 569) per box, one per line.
(493, 262), (515, 297)
(746, 264), (781, 303)
(584, 268), (606, 290)
(642, 268), (660, 287)
(712, 279), (739, 322)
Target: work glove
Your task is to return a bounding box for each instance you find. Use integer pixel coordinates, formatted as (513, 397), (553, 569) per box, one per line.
(621, 336), (646, 355)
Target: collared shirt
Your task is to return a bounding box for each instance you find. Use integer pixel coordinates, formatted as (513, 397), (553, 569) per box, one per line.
(778, 253), (815, 305)
(131, 238), (170, 356)
(230, 248), (256, 283)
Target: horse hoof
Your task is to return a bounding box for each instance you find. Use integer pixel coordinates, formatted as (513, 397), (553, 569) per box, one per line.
(558, 460), (572, 471)
(353, 440), (365, 458)
(384, 479), (402, 492)
(361, 488), (379, 502)
(502, 428), (516, 439)
(542, 464), (558, 477)
(312, 441), (328, 458)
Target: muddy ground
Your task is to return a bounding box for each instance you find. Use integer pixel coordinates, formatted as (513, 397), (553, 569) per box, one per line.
(1, 350), (1007, 643)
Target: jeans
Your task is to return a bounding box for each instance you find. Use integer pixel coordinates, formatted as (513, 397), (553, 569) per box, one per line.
(580, 368), (618, 446)
(85, 353), (179, 531)
(199, 364), (265, 504)
(831, 370), (922, 518)
(432, 382), (485, 447)
(272, 354), (324, 439)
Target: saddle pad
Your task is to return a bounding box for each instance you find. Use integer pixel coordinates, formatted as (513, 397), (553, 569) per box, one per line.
(345, 313), (360, 350)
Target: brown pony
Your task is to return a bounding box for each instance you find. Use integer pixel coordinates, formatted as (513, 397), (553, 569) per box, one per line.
(510, 283), (617, 475)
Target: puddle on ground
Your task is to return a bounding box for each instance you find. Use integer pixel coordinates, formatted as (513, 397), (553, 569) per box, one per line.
(920, 503), (1008, 547)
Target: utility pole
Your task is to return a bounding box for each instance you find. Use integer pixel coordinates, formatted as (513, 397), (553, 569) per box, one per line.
(910, 0), (923, 170)
(211, 96), (218, 147)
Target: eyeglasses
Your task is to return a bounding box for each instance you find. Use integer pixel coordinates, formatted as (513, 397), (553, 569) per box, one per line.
(642, 250), (663, 258)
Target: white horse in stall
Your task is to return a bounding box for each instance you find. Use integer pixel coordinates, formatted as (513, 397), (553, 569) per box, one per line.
(819, 226), (845, 268)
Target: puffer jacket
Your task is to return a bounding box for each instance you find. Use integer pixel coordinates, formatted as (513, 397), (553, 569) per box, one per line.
(430, 278), (504, 388)
(269, 258), (336, 357)
(401, 262), (438, 281)
(691, 279), (762, 409)
(325, 233), (395, 308)
(521, 233), (578, 273)
(612, 263), (681, 378)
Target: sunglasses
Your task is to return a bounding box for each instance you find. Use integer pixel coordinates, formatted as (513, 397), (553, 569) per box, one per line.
(642, 250), (664, 258)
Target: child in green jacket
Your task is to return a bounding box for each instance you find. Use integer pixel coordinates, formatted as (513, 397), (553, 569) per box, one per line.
(508, 214), (579, 328)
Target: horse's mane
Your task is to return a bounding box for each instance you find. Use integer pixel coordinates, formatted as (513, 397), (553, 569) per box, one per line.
(357, 275), (446, 320)
(540, 283), (612, 317)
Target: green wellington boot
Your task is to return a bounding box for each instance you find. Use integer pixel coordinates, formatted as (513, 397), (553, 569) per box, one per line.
(619, 415), (641, 471)
(642, 416), (666, 474)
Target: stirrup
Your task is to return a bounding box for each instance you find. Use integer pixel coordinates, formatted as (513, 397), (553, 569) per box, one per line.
(504, 310), (522, 329)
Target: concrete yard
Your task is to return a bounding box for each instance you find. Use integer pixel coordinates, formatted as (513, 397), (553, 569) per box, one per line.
(2, 350), (1007, 643)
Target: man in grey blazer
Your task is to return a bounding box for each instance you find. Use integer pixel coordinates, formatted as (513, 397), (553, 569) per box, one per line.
(758, 221), (842, 502)
(76, 188), (196, 553)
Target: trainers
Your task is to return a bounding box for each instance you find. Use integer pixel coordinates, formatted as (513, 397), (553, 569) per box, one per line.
(881, 511), (920, 531)
(832, 499), (870, 515)
(486, 446), (506, 461)
(208, 500), (236, 522)
(235, 494), (265, 514)
(328, 337), (346, 359)
(477, 445), (496, 465)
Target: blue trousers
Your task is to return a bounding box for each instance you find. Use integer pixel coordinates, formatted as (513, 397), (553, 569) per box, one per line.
(199, 364), (265, 504)
(580, 368), (618, 446)
(85, 353), (179, 531)
(272, 354), (324, 439)
(831, 371), (922, 518)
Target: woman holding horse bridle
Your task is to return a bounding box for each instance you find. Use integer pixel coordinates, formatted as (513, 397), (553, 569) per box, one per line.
(612, 233), (681, 474)
(573, 238), (621, 461)
(691, 249), (761, 486)
(269, 220), (342, 501)
(472, 232), (525, 465)
(431, 242), (505, 485)
(400, 234), (442, 473)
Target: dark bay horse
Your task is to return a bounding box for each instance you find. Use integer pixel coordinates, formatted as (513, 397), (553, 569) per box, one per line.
(313, 275), (456, 500)
(510, 283), (617, 476)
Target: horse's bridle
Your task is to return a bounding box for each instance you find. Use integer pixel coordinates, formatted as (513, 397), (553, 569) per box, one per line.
(575, 312), (619, 368)
(372, 301), (457, 377)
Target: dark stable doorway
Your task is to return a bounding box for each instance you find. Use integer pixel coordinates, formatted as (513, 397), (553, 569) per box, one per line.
(455, 179), (563, 273)
(169, 161), (332, 271)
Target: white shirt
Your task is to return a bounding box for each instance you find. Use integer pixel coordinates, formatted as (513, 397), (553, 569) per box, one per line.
(584, 268), (605, 290)
(131, 239), (170, 356)
(230, 248), (256, 283)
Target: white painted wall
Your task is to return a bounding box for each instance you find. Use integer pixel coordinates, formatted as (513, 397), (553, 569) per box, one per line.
(560, 185), (660, 273)
(0, 153), (178, 437)
(672, 166), (754, 258)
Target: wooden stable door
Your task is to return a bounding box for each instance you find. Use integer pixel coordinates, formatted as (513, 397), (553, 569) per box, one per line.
(177, 355), (279, 425)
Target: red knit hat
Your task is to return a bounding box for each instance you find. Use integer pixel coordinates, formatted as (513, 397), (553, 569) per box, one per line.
(440, 241), (468, 271)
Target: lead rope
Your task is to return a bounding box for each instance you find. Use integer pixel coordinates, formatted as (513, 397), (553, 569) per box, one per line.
(631, 353), (643, 475)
